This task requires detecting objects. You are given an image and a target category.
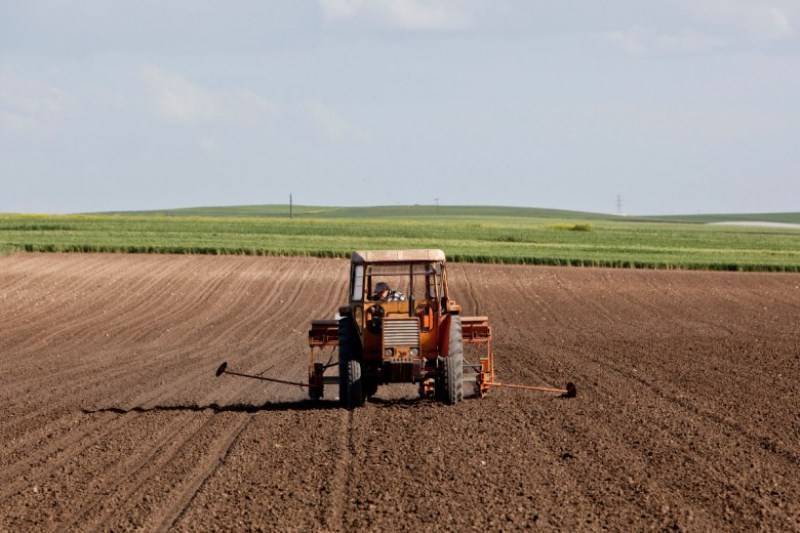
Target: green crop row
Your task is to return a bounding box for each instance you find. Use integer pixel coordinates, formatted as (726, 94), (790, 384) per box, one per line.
(1, 213), (799, 272)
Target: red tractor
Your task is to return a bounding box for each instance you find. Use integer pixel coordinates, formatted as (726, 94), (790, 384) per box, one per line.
(308, 249), (494, 407)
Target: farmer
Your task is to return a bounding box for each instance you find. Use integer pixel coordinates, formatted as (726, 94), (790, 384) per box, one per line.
(374, 281), (406, 302)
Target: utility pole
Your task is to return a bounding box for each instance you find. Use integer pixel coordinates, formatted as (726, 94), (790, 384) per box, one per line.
(616, 194), (622, 216)
(289, 193), (293, 219)
(434, 197), (439, 215)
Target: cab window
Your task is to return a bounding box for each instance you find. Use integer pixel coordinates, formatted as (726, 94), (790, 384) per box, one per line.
(352, 265), (364, 301)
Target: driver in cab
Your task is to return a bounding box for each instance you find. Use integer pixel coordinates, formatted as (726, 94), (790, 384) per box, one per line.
(373, 281), (406, 302)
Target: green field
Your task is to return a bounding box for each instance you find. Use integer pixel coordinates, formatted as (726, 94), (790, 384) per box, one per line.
(644, 213), (800, 225)
(100, 204), (616, 220)
(99, 204), (800, 225)
(2, 206), (800, 271)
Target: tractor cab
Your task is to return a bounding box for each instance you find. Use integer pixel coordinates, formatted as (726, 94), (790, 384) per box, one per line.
(346, 250), (460, 363)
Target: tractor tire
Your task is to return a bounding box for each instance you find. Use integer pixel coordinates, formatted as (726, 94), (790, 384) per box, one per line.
(441, 316), (464, 405)
(338, 316), (365, 408)
(364, 377), (379, 399)
(340, 359), (364, 409)
(434, 357), (446, 401)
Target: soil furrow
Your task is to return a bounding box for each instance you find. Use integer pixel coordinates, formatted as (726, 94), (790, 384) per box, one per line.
(70, 413), (215, 531)
(153, 417), (252, 533)
(2, 254), (799, 531)
(322, 409), (353, 531)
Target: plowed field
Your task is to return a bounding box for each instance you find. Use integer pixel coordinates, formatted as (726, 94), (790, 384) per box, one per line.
(1, 254), (799, 531)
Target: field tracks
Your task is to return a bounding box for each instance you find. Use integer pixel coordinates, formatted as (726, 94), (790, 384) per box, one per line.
(320, 409), (355, 532)
(152, 416), (252, 533)
(76, 413), (216, 531)
(0, 412), (140, 501)
(56, 412), (204, 530)
(585, 350), (800, 467)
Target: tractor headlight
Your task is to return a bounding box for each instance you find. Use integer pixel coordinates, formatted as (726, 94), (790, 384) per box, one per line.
(409, 348), (419, 357)
(384, 347), (394, 357)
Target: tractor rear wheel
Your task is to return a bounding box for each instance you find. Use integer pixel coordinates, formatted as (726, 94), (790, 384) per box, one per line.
(340, 359), (364, 409)
(363, 377), (379, 399)
(440, 316), (464, 405)
(338, 316), (365, 409)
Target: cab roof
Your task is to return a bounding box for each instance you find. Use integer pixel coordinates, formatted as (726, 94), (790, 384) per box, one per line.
(351, 249), (446, 264)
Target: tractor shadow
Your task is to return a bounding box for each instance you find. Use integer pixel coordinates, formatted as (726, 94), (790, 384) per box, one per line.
(81, 400), (343, 415)
(81, 396), (457, 415)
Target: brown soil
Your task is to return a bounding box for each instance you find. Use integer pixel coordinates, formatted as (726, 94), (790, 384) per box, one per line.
(1, 253), (799, 532)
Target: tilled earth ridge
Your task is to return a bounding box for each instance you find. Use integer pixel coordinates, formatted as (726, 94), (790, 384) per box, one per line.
(0, 253), (799, 532)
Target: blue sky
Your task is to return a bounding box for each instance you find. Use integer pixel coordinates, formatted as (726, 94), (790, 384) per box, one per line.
(1, 0), (798, 214)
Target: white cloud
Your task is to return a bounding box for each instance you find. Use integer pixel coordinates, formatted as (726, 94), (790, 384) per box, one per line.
(304, 101), (366, 142)
(197, 135), (220, 156)
(604, 27), (726, 56)
(686, 0), (795, 40)
(606, 1), (797, 57)
(0, 71), (66, 135)
(319, 0), (473, 30)
(141, 65), (274, 125)
(141, 66), (363, 142)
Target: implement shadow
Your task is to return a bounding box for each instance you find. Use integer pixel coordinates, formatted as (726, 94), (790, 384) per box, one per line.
(81, 399), (343, 415)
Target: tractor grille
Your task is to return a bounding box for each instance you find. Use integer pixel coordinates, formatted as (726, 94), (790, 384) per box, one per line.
(383, 319), (420, 347)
